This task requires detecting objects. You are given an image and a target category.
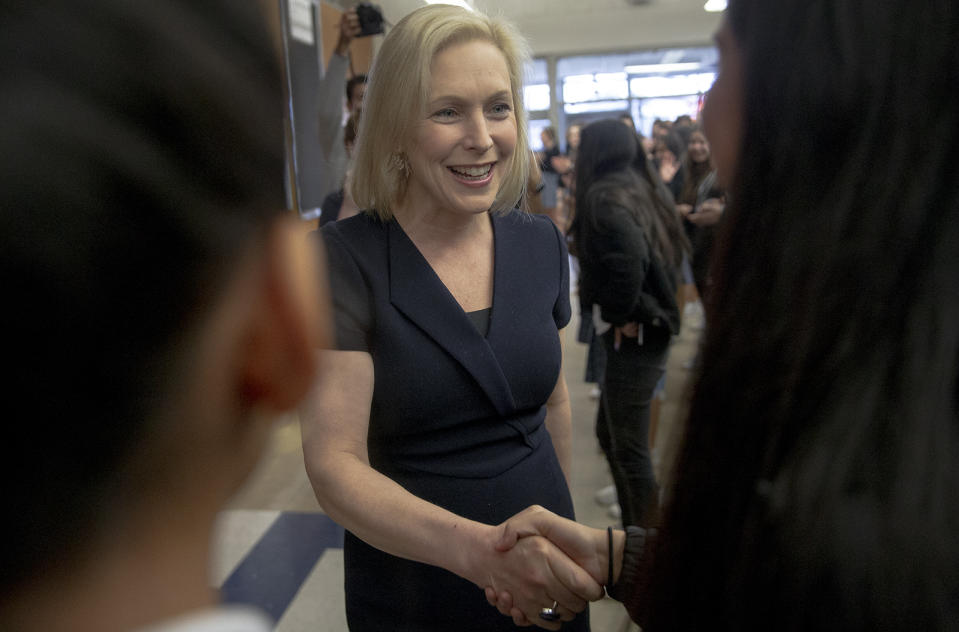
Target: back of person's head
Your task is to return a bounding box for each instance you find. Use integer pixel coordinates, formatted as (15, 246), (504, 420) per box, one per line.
(652, 118), (671, 139)
(570, 119), (636, 261)
(573, 119), (685, 267)
(0, 0), (304, 608)
(655, 1), (959, 629)
(674, 124), (696, 159)
(351, 4), (530, 219)
(574, 119), (638, 189)
(663, 131), (686, 164)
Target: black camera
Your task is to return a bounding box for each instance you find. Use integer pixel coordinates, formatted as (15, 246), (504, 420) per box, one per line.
(355, 2), (384, 37)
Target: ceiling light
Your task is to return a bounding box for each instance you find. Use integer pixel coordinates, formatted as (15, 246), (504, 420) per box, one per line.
(625, 62), (702, 74)
(425, 0), (475, 11)
(704, 0), (727, 12)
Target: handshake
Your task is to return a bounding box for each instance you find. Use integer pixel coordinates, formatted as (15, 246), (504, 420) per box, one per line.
(470, 505), (630, 630)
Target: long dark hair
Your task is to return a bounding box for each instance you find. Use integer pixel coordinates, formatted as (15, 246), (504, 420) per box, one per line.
(570, 119), (687, 269)
(651, 1), (959, 630)
(0, 0), (284, 594)
(676, 126), (713, 206)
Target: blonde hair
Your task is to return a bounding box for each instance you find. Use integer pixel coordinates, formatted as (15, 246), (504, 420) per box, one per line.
(350, 4), (531, 220)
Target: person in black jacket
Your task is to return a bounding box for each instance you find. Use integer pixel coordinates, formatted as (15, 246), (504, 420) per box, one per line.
(568, 119), (688, 529)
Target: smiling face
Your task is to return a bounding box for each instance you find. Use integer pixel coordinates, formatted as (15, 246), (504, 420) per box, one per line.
(687, 130), (711, 164)
(404, 39), (517, 218)
(566, 124), (581, 150)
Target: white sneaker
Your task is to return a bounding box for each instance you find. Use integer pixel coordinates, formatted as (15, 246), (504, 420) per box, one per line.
(684, 300), (706, 330)
(607, 503), (622, 520)
(683, 300), (702, 319)
(594, 484), (617, 506)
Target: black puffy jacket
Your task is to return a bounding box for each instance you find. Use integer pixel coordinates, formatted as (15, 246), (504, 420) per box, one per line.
(576, 176), (680, 334)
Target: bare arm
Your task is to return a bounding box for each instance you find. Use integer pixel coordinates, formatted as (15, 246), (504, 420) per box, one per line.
(316, 10), (360, 154)
(544, 330), (573, 486)
(300, 350), (602, 628)
(333, 9), (360, 57)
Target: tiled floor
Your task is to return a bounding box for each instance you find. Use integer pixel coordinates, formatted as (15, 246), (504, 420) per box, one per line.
(214, 294), (701, 631)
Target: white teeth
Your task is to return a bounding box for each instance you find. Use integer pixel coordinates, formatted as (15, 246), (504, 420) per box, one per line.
(450, 164), (492, 178)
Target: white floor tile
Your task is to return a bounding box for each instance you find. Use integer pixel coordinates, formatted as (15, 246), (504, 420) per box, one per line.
(210, 510), (281, 587)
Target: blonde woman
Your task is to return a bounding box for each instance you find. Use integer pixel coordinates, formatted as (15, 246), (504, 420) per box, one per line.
(302, 5), (600, 631)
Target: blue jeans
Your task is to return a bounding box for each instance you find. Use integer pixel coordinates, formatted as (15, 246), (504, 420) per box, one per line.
(595, 325), (670, 527)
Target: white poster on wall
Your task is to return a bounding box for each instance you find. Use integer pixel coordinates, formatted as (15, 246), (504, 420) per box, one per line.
(289, 0), (314, 45)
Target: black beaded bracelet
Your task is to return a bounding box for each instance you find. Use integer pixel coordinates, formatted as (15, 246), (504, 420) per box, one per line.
(606, 526), (614, 588)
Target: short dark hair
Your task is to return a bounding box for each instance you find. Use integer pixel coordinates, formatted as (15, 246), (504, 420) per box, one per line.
(346, 74), (368, 104)
(0, 0), (284, 592)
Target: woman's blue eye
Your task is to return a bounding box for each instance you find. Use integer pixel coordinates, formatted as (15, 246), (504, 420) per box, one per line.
(433, 108), (457, 119)
(490, 103), (511, 116)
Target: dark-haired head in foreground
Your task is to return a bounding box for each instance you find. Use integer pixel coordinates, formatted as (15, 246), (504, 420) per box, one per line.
(652, 0), (959, 629)
(0, 2), (327, 630)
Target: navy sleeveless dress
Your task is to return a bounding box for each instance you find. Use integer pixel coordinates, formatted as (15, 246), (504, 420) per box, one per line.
(320, 211), (588, 632)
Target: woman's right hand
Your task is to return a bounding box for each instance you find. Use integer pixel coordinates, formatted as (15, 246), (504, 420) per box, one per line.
(659, 159), (679, 184)
(484, 506), (626, 626)
(467, 525), (603, 629)
(676, 203), (694, 218)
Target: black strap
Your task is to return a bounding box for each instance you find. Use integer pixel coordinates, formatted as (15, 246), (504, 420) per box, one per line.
(607, 526), (614, 588)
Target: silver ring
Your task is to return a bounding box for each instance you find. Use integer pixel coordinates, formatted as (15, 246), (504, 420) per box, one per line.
(539, 600), (560, 622)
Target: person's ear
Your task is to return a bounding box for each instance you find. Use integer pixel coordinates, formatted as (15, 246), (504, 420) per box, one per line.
(241, 216), (331, 412)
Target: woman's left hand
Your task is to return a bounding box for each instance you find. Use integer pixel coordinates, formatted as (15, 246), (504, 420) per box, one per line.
(613, 322), (639, 349)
